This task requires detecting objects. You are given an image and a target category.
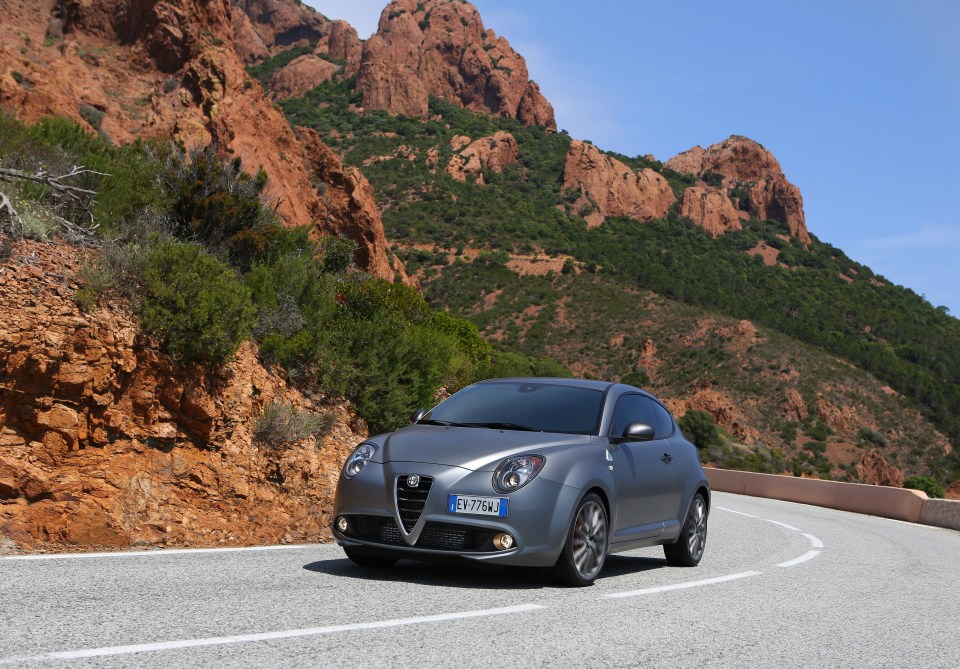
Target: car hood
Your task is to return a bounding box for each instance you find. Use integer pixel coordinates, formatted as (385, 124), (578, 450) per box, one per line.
(375, 425), (593, 471)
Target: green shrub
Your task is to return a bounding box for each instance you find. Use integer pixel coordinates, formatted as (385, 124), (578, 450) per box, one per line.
(76, 241), (150, 305)
(318, 234), (357, 275)
(139, 240), (255, 365)
(320, 315), (460, 433)
(804, 420), (831, 442)
(902, 475), (944, 498)
(701, 171), (724, 188)
(245, 44), (315, 85)
(482, 350), (571, 379)
(164, 145), (276, 263)
(245, 247), (337, 371)
(857, 426), (887, 448)
(9, 115), (170, 235)
(679, 410), (721, 449)
(622, 367), (651, 388)
(77, 103), (105, 131)
(254, 401), (334, 449)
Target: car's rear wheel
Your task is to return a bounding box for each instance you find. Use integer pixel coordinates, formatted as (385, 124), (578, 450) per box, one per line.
(664, 492), (708, 566)
(553, 493), (608, 586)
(343, 546), (397, 568)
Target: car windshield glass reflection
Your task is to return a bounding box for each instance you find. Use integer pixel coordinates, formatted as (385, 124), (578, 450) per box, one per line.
(424, 382), (604, 435)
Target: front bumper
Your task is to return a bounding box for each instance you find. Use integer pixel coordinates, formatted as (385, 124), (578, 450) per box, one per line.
(332, 461), (579, 567)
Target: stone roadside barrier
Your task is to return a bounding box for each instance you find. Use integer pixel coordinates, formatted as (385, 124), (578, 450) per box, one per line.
(705, 468), (960, 532)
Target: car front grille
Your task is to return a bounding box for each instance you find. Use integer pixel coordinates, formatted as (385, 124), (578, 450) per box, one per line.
(345, 515), (495, 552)
(395, 475), (433, 531)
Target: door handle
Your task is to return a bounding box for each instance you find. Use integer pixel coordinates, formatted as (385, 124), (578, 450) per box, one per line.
(661, 453), (673, 464)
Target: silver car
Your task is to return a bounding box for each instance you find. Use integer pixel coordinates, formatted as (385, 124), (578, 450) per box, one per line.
(332, 378), (710, 586)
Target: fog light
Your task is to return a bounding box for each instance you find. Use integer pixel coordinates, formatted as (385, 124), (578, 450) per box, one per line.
(336, 516), (348, 533)
(493, 533), (514, 550)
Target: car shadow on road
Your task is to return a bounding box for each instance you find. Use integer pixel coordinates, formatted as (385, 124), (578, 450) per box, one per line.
(304, 557), (551, 590)
(303, 553), (667, 590)
(600, 554), (669, 578)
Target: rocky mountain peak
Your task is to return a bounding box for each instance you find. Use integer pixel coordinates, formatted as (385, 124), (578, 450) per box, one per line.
(231, 0), (363, 72)
(0, 0), (406, 282)
(666, 136), (810, 243)
(562, 140), (675, 227)
(356, 0), (556, 129)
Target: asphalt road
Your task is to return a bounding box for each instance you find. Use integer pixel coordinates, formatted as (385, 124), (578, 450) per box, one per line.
(2, 492), (958, 668)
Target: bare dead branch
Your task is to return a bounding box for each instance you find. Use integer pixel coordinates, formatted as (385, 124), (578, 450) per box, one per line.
(0, 189), (24, 237)
(0, 165), (105, 244)
(0, 165), (108, 198)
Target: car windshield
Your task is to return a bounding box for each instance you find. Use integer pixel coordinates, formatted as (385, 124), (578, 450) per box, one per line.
(424, 381), (604, 435)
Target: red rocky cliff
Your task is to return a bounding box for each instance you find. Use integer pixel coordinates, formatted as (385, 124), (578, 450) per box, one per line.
(356, 0), (555, 129)
(562, 140), (675, 227)
(445, 131), (520, 185)
(0, 241), (364, 551)
(231, 0), (363, 73)
(0, 0), (404, 282)
(667, 136), (810, 243)
(678, 187), (743, 236)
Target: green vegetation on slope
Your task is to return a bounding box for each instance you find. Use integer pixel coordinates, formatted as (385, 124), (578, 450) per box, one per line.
(262, 59), (960, 482)
(423, 258), (955, 481)
(0, 113), (564, 434)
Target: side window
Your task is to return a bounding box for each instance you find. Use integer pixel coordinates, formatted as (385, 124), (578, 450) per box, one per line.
(609, 394), (658, 437)
(651, 401), (675, 438)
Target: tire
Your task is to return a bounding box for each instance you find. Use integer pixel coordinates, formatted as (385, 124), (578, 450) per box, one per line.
(343, 546), (397, 568)
(552, 493), (609, 587)
(664, 493), (708, 567)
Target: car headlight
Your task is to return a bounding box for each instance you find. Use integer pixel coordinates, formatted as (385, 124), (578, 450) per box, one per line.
(343, 443), (378, 479)
(493, 455), (545, 494)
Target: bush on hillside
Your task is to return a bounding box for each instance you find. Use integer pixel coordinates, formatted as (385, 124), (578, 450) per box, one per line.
(140, 239), (255, 365)
(164, 145), (277, 265)
(679, 410), (721, 449)
(902, 475), (944, 499)
(254, 401), (334, 450)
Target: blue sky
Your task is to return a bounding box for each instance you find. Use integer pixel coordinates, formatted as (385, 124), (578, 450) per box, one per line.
(309, 1), (960, 316)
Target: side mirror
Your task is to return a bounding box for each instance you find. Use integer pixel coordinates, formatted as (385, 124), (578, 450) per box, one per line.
(410, 408), (427, 424)
(617, 422), (655, 443)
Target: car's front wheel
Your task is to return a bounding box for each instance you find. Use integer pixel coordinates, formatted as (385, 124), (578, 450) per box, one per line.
(664, 492), (708, 566)
(553, 493), (608, 586)
(343, 546), (397, 568)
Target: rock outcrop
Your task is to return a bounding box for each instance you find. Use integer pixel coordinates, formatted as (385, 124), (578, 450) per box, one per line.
(856, 451), (904, 488)
(445, 131), (519, 185)
(356, 0), (555, 129)
(666, 136), (810, 243)
(269, 54), (339, 99)
(232, 0), (363, 73)
(0, 0), (407, 283)
(781, 388), (809, 423)
(299, 128), (413, 285)
(678, 186), (743, 236)
(562, 140), (675, 227)
(0, 240), (364, 551)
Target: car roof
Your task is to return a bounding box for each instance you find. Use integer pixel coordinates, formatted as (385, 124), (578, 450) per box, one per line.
(476, 377), (616, 392)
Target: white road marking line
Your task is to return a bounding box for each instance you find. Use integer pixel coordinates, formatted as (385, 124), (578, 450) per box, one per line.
(715, 506), (757, 518)
(601, 571), (763, 599)
(0, 604), (546, 664)
(716, 503), (826, 568)
(777, 550), (821, 568)
(1, 544), (310, 561)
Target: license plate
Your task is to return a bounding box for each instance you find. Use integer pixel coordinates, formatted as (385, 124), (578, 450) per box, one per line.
(448, 495), (509, 517)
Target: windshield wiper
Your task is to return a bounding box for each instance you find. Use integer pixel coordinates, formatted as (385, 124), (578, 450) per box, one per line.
(458, 422), (542, 432)
(415, 419), (465, 427)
